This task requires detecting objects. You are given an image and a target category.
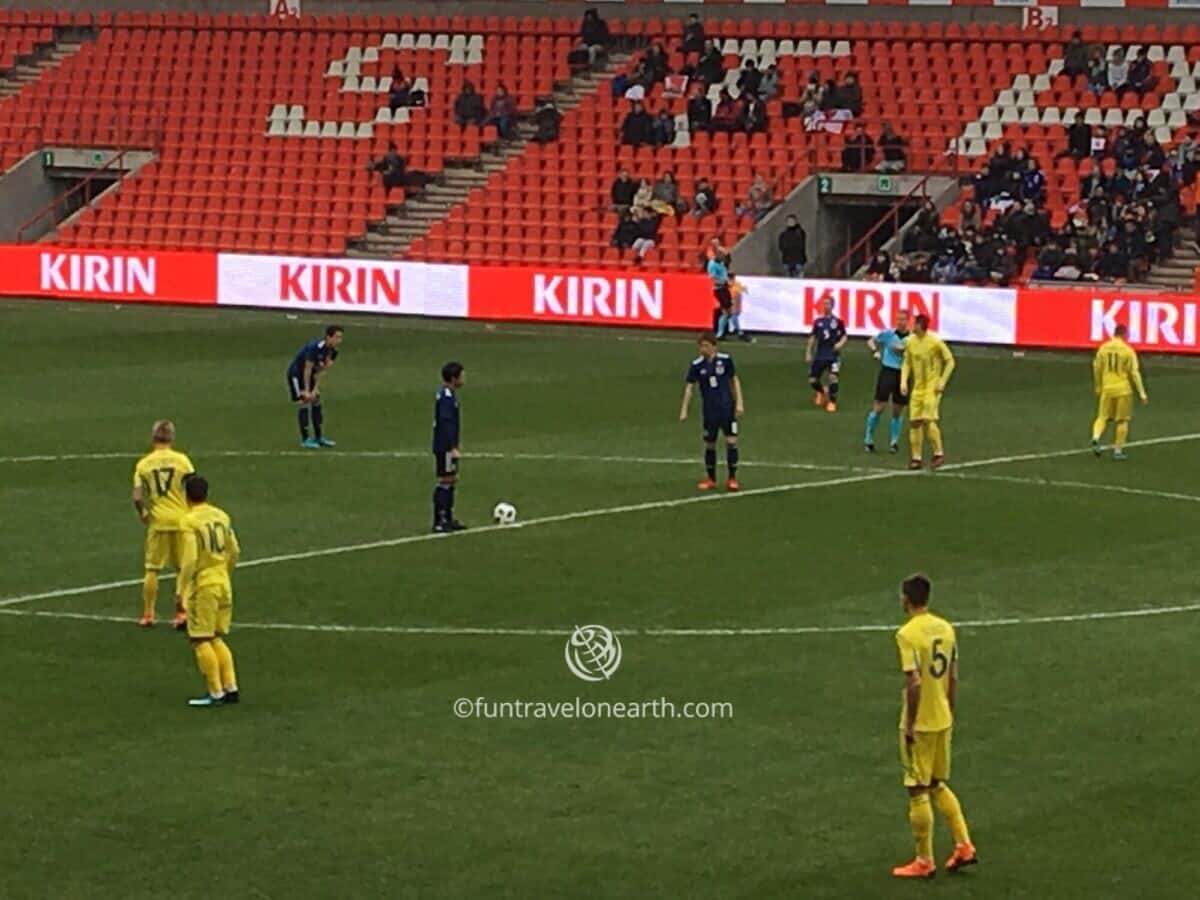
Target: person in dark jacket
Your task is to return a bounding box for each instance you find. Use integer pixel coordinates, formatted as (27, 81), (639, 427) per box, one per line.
(579, 9), (611, 65)
(388, 73), (412, 111)
(681, 13), (705, 54)
(621, 101), (654, 147)
(742, 95), (767, 134)
(836, 72), (863, 116)
(1063, 32), (1089, 79)
(691, 178), (718, 219)
(651, 110), (676, 147)
(1095, 239), (1129, 281)
(1059, 119), (1092, 160)
(778, 215), (807, 277)
(687, 87), (712, 134)
(531, 98), (563, 143)
(841, 124), (874, 172)
(483, 84), (517, 139)
(876, 123), (906, 173)
(694, 39), (724, 85)
(643, 43), (670, 87)
(737, 60), (762, 98)
(453, 82), (485, 127)
(611, 169), (637, 213)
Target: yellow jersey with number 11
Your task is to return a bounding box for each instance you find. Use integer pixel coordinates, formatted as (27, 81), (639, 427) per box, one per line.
(1093, 338), (1147, 399)
(896, 611), (956, 733)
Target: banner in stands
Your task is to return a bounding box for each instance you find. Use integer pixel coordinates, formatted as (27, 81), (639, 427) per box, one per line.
(216, 254), (469, 319)
(1015, 287), (1200, 354)
(0, 245), (216, 304)
(467, 265), (713, 329)
(738, 277), (1018, 345)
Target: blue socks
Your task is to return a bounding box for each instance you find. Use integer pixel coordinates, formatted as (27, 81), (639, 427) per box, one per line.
(716, 313), (729, 338)
(704, 448), (717, 479)
(298, 406), (311, 440)
(726, 445), (739, 477)
(829, 381), (839, 402)
(865, 409), (880, 444)
(729, 313), (741, 335)
(433, 483), (453, 526)
(889, 416), (903, 447)
(311, 403), (324, 439)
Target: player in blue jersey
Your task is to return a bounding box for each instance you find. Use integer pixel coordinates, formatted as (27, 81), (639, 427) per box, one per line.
(432, 361), (467, 533)
(805, 298), (848, 413)
(865, 309), (911, 453)
(287, 325), (344, 448)
(679, 331), (745, 491)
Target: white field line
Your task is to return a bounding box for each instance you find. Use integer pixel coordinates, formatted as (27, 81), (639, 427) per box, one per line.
(4, 601), (1200, 636)
(2, 432), (1199, 610)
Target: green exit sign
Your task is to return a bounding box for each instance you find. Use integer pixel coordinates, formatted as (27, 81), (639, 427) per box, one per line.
(876, 175), (895, 194)
(41, 151), (54, 167)
(817, 175), (833, 194)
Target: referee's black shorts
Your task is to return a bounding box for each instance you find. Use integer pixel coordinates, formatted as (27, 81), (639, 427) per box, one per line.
(713, 285), (732, 311)
(874, 367), (907, 405)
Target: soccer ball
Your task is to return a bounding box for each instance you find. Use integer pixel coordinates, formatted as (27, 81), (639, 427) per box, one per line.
(492, 502), (518, 526)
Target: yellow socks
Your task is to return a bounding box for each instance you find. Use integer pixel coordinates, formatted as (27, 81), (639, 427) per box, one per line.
(192, 641), (223, 696)
(932, 783), (972, 847)
(142, 571), (159, 618)
(908, 792), (934, 861)
(909, 424), (924, 463)
(1092, 416), (1108, 442)
(1114, 421), (1129, 450)
(212, 638), (238, 692)
(927, 422), (944, 456)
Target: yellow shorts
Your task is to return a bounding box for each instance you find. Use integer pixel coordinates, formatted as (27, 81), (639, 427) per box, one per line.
(1097, 391), (1133, 423)
(186, 583), (233, 639)
(144, 528), (185, 572)
(899, 727), (952, 788)
(909, 391), (941, 422)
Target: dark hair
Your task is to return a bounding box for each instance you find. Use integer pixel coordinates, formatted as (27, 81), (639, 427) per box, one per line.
(1114, 323), (1128, 338)
(698, 331), (717, 345)
(902, 573), (932, 608)
(185, 474), (209, 503)
(326, 325), (344, 337)
(442, 361), (465, 382)
(914, 313), (930, 329)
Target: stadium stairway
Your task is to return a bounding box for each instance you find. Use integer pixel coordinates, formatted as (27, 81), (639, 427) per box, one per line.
(1146, 225), (1200, 289)
(349, 49), (636, 259)
(0, 25), (84, 101)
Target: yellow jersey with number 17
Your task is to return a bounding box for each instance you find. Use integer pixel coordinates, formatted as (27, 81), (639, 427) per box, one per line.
(178, 503), (240, 601)
(896, 611), (956, 733)
(1093, 338), (1147, 399)
(133, 447), (195, 531)
(901, 332), (956, 395)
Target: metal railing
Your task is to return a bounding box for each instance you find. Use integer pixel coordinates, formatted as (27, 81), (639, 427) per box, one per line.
(832, 173), (933, 279)
(16, 147), (135, 243)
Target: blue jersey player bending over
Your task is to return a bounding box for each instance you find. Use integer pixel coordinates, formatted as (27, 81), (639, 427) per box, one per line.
(287, 324), (344, 448)
(680, 331), (745, 492)
(805, 298), (847, 413)
(432, 361), (467, 533)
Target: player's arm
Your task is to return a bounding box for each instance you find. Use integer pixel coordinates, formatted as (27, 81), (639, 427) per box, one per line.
(131, 470), (150, 524)
(300, 359), (315, 401)
(900, 352), (911, 396)
(904, 669), (922, 743)
(833, 323), (848, 353)
(867, 335), (879, 358)
(732, 375), (744, 417)
(174, 528), (198, 609)
(947, 648), (959, 718)
(935, 340), (956, 393)
(437, 397), (461, 457)
(1129, 351), (1148, 403)
(805, 333), (815, 362)
(679, 382), (693, 421)
(1092, 350), (1103, 396)
(226, 528), (241, 573)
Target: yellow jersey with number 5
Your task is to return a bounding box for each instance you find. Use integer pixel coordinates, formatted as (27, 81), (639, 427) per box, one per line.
(1093, 338), (1146, 399)
(896, 611), (956, 732)
(133, 447), (195, 531)
(179, 503), (240, 597)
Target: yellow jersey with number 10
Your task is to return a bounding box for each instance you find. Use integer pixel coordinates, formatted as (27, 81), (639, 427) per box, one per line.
(1093, 338), (1146, 399)
(178, 503), (240, 600)
(901, 332), (956, 395)
(133, 446), (195, 531)
(896, 611), (956, 733)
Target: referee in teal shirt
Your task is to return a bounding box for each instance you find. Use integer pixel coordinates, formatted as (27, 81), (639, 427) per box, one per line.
(865, 309), (911, 453)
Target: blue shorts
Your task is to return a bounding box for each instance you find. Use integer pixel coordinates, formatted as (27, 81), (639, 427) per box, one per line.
(703, 417), (738, 443)
(287, 370), (316, 402)
(810, 357), (840, 379)
(434, 451), (460, 478)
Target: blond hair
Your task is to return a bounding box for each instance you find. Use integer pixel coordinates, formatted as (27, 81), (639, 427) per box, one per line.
(151, 420), (176, 445)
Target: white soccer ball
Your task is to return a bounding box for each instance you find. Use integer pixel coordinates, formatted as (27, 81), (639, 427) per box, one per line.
(492, 502), (518, 526)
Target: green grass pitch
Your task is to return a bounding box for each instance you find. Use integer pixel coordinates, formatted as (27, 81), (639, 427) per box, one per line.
(3, 298), (1200, 899)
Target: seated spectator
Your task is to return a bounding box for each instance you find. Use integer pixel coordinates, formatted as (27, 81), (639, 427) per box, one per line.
(743, 95), (768, 134)
(797, 73), (822, 118)
(388, 72), (412, 111)
(624, 61), (653, 98)
(1128, 47), (1156, 96)
(1058, 118), (1092, 160)
(629, 208), (660, 261)
(1107, 48), (1130, 96)
(483, 85), (517, 139)
(1095, 239), (1129, 281)
(1033, 244), (1064, 279)
(758, 63), (780, 101)
(621, 102), (654, 147)
(651, 110), (677, 148)
(693, 40), (724, 86)
(650, 171), (686, 216)
(611, 169), (637, 214)
(369, 142), (407, 194)
(644, 43), (670, 87)
(736, 175), (774, 223)
(691, 178), (718, 219)
(865, 250), (893, 281)
(631, 179), (655, 218)
(1177, 132), (1198, 180)
(531, 98), (562, 143)
(974, 143), (1015, 206)
(1090, 124), (1108, 159)
(1143, 132), (1166, 170)
(578, 9), (611, 65)
(453, 82), (485, 127)
(1054, 252), (1085, 281)
(931, 253), (961, 285)
(1063, 32), (1089, 79)
(1118, 219), (1149, 280)
(818, 78), (840, 112)
(737, 60), (762, 98)
(876, 123), (906, 173)
(687, 86), (712, 133)
(1019, 157), (1047, 205)
(711, 89), (743, 133)
(959, 200), (982, 233)
(1087, 47), (1108, 94)
(841, 124), (875, 172)
(681, 13), (705, 55)
(778, 215), (807, 277)
(836, 72), (863, 116)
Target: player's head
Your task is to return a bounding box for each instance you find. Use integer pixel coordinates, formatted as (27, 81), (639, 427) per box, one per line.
(325, 325), (345, 348)
(1113, 323), (1128, 340)
(697, 331), (718, 358)
(151, 419), (175, 446)
(185, 474), (209, 506)
(900, 573), (932, 614)
(895, 309), (910, 332)
(442, 361), (465, 388)
(821, 297), (834, 316)
(913, 314), (930, 336)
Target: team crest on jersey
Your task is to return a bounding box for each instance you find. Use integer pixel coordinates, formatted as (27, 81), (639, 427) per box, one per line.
(715, 362), (725, 375)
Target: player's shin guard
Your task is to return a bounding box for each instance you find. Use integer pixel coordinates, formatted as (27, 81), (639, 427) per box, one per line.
(212, 638), (238, 692)
(311, 403), (324, 439)
(1092, 415), (1108, 442)
(726, 444), (739, 477)
(927, 422), (944, 456)
(889, 415), (903, 447)
(193, 641), (223, 697)
(908, 792), (935, 861)
(932, 784), (972, 847)
(142, 571), (159, 618)
(909, 423), (924, 462)
(298, 406), (311, 440)
(809, 377), (822, 395)
(865, 409), (880, 443)
(1114, 421), (1129, 450)
(704, 448), (717, 480)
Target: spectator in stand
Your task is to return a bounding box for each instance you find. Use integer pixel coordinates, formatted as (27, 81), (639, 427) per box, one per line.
(931, 252), (961, 285)
(1059, 117), (1092, 160)
(644, 43), (670, 87)
(743, 94), (768, 134)
(1107, 48), (1130, 97)
(798, 73), (822, 118)
(692, 178), (718, 219)
(1143, 132), (1166, 170)
(974, 143), (1015, 206)
(368, 142), (426, 194)
(651, 110), (677, 148)
(736, 175), (774, 223)
(1019, 157), (1047, 205)
(531, 97), (563, 143)
(1064, 31), (1089, 79)
(1053, 250), (1085, 281)
(876, 123), (907, 173)
(1033, 243), (1064, 280)
(1095, 238), (1129, 282)
(611, 169), (637, 214)
(1177, 132), (1198, 177)
(818, 78), (840, 112)
(1119, 219), (1150, 280)
(1128, 47), (1156, 96)
(453, 82), (485, 128)
(778, 215), (807, 277)
(865, 250), (893, 281)
(621, 101), (654, 147)
(483, 84), (517, 139)
(841, 123), (875, 172)
(959, 199), (982, 233)
(687, 85), (712, 134)
(737, 59), (763, 97)
(694, 39), (724, 86)
(630, 179), (655, 220)
(578, 9), (611, 66)
(388, 72), (413, 111)
(759, 63), (780, 101)
(1087, 47), (1108, 94)
(836, 72), (864, 117)
(651, 171), (686, 216)
(682, 13), (705, 55)
(711, 89), (743, 133)
(1090, 124), (1108, 159)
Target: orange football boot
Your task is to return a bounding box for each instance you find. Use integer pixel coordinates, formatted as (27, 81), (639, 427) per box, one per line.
(825, 401), (838, 413)
(892, 858), (936, 879)
(726, 477), (740, 492)
(931, 454), (946, 470)
(813, 391), (826, 407)
(945, 843), (978, 872)
(697, 478), (718, 491)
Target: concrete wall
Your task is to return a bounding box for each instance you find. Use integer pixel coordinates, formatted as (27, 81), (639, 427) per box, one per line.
(0, 152), (61, 242)
(730, 176), (818, 279)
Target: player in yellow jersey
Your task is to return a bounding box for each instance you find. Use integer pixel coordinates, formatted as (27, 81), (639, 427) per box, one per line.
(131, 420), (195, 627)
(1091, 323), (1149, 461)
(175, 474), (241, 708)
(892, 574), (977, 879)
(900, 315), (956, 471)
